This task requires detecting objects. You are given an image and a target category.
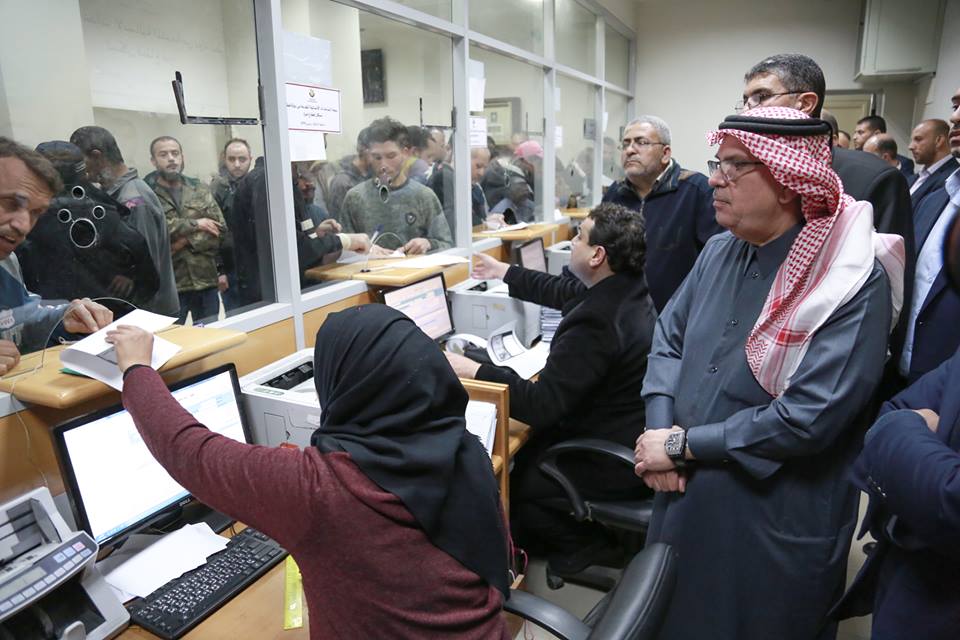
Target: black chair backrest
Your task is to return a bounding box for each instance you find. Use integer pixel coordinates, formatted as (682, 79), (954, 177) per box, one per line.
(588, 542), (677, 640)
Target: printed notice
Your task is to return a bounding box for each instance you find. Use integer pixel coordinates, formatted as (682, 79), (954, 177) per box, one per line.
(285, 82), (341, 133)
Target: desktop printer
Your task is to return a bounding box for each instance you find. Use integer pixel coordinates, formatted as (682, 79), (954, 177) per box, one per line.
(546, 240), (572, 276)
(0, 487), (128, 639)
(447, 278), (541, 348)
(239, 349), (321, 449)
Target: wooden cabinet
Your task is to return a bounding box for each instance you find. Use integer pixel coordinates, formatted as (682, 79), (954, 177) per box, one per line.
(857, 0), (945, 78)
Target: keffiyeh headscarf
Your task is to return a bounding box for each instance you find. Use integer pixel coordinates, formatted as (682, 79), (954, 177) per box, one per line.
(707, 107), (905, 397)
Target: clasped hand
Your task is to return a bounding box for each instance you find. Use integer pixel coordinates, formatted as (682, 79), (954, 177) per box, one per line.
(634, 426), (687, 494)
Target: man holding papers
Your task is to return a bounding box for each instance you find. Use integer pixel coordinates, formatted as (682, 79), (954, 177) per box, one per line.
(0, 137), (112, 375)
(446, 203), (655, 572)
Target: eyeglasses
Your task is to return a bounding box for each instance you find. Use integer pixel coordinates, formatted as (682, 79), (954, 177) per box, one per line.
(707, 159), (765, 183)
(734, 91), (798, 112)
(619, 137), (665, 151)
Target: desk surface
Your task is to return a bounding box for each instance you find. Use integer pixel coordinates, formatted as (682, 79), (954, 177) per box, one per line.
(118, 527), (309, 639)
(560, 208), (590, 219)
(472, 222), (560, 242)
(0, 326), (246, 409)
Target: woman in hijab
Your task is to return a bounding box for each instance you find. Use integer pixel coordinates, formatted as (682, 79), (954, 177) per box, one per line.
(106, 304), (510, 639)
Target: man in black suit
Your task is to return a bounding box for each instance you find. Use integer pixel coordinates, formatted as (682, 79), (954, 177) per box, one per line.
(445, 203), (656, 570)
(855, 114), (915, 177)
(741, 54), (916, 372)
(831, 212), (960, 640)
(907, 118), (958, 209)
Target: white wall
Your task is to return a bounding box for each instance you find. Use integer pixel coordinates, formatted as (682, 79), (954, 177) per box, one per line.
(918, 0), (960, 124)
(632, 0), (927, 171)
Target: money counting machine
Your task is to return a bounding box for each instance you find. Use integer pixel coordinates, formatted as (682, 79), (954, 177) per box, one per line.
(0, 487), (128, 639)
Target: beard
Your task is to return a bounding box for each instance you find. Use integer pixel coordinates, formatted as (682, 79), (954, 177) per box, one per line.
(159, 166), (182, 182)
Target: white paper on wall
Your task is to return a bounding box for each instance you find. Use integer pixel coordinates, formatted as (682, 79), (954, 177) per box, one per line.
(283, 31), (333, 87)
(469, 116), (488, 147)
(468, 59), (486, 112)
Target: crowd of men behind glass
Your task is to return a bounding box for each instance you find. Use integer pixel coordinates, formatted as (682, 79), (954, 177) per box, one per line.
(2, 49), (960, 638)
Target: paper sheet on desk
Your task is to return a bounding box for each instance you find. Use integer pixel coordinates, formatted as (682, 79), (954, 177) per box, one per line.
(59, 309), (181, 391)
(400, 254), (469, 268)
(336, 249), (404, 264)
(103, 523), (229, 600)
(478, 222), (529, 234)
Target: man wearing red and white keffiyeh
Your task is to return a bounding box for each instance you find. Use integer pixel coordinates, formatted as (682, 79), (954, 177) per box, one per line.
(708, 106), (905, 397)
(633, 107), (904, 640)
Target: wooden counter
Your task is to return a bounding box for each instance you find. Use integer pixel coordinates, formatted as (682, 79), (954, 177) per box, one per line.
(560, 207), (590, 219)
(472, 222), (560, 243)
(0, 326), (246, 409)
(304, 255), (469, 287)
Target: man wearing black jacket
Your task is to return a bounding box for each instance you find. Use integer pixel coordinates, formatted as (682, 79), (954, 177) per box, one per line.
(446, 203), (656, 569)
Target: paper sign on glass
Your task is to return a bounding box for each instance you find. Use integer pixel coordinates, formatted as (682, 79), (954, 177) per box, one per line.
(285, 82), (341, 133)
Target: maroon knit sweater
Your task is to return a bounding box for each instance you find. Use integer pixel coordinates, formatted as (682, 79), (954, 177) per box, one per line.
(123, 367), (509, 639)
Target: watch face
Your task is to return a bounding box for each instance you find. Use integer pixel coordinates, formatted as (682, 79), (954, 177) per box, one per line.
(665, 432), (683, 456)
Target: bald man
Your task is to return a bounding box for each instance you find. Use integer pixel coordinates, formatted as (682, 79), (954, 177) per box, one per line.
(907, 119), (959, 208)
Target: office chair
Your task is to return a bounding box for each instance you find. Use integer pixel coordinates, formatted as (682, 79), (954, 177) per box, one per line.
(536, 439), (655, 590)
(504, 542), (676, 640)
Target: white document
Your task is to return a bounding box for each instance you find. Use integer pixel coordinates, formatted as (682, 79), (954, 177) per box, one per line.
(59, 310), (181, 391)
(103, 523), (229, 599)
(469, 116), (488, 147)
(465, 400), (498, 457)
(479, 222), (529, 234)
(336, 249), (405, 264)
(400, 254), (470, 269)
(468, 59), (485, 112)
(486, 323), (549, 379)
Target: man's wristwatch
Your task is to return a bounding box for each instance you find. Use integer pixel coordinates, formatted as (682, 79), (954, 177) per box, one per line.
(664, 429), (687, 469)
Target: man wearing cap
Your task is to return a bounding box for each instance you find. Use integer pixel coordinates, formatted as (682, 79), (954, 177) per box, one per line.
(632, 108), (904, 639)
(602, 115), (721, 312)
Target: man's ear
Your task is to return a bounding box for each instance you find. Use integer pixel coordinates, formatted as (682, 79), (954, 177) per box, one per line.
(796, 92), (819, 116)
(590, 245), (607, 268)
(778, 185), (801, 207)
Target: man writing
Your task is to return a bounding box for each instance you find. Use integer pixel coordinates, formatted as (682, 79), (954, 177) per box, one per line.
(338, 118), (452, 255)
(602, 115), (720, 311)
(145, 136), (228, 324)
(0, 137), (113, 374)
(446, 203), (655, 572)
(632, 108), (903, 639)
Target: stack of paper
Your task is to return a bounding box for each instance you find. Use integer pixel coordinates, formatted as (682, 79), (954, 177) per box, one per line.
(336, 249), (404, 264)
(60, 309), (181, 391)
(465, 400), (498, 456)
(102, 523), (230, 601)
(540, 307), (562, 344)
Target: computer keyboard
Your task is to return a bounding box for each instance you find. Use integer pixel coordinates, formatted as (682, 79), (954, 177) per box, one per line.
(127, 527), (287, 639)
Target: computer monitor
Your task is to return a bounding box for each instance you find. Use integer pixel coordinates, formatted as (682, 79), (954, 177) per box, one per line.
(52, 364), (252, 548)
(517, 237), (547, 272)
(381, 273), (454, 341)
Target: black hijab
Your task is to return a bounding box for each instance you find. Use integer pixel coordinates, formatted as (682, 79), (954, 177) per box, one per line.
(311, 305), (510, 597)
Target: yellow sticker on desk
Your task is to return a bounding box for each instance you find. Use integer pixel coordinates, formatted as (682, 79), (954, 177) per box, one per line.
(283, 556), (304, 629)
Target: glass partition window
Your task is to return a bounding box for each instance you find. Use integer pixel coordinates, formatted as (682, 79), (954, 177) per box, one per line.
(390, 0), (451, 21)
(469, 0), (544, 55)
(283, 1), (457, 292)
(555, 75), (597, 207)
(470, 47), (545, 228)
(604, 92), (629, 185)
(605, 26), (630, 88)
(0, 0), (275, 356)
(556, 0), (597, 75)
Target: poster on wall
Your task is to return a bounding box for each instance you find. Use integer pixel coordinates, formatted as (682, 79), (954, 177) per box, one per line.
(286, 82), (341, 161)
(361, 49), (385, 104)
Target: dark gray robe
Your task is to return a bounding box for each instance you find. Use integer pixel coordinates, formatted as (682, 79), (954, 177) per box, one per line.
(642, 224), (892, 640)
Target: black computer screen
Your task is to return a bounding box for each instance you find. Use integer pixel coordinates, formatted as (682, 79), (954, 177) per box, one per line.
(518, 238), (547, 272)
(382, 273), (454, 341)
(53, 364), (252, 547)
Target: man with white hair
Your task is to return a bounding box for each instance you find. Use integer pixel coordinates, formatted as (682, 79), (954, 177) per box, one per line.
(602, 115), (721, 311)
(633, 108), (904, 639)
